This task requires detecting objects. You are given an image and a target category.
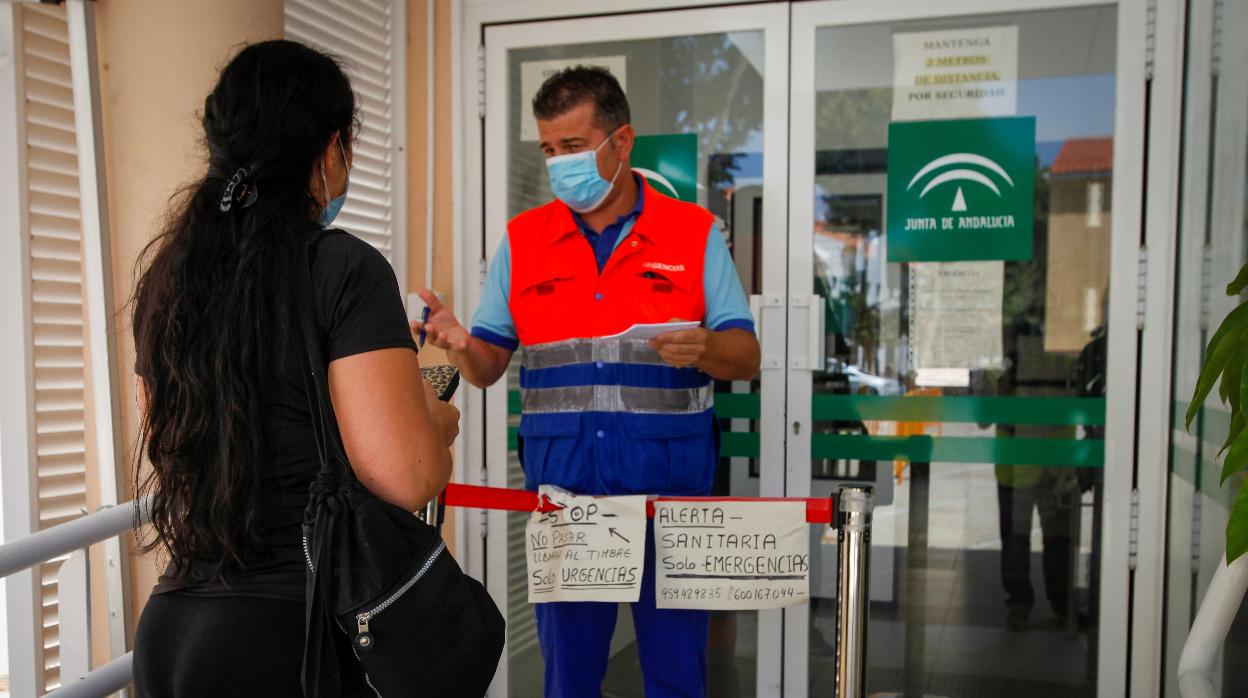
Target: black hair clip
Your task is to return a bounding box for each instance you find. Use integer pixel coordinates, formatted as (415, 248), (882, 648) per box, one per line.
(219, 167), (259, 212)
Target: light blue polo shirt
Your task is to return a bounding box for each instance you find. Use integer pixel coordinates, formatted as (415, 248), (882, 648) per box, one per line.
(471, 200), (755, 351)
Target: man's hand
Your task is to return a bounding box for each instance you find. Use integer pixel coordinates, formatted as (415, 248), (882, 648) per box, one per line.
(652, 324), (760, 381)
(410, 287), (514, 388)
(412, 287), (470, 352)
(650, 328), (711, 369)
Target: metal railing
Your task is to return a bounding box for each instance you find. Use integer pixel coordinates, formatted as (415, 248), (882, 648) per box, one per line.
(1178, 552), (1248, 697)
(0, 497), (150, 698)
(0, 491), (876, 698)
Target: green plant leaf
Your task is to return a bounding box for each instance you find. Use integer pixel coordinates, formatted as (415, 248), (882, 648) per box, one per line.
(1223, 412), (1246, 454)
(1224, 430), (1248, 482)
(1222, 340), (1248, 409)
(1227, 481), (1248, 563)
(1203, 301), (1248, 366)
(1189, 326), (1246, 428)
(1228, 262), (1248, 296)
(1239, 348), (1248, 420)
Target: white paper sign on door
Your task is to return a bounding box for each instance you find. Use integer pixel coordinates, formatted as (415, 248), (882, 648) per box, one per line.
(526, 485), (647, 603)
(910, 260), (1005, 387)
(654, 500), (809, 610)
(891, 26), (1019, 122)
(519, 56), (628, 142)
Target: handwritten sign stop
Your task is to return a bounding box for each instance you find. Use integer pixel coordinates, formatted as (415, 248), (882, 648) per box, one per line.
(526, 486), (647, 603)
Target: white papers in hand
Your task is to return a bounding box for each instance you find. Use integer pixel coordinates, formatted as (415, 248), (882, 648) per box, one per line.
(601, 321), (700, 340)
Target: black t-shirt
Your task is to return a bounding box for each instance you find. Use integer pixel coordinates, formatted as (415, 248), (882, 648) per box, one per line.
(150, 230), (418, 602)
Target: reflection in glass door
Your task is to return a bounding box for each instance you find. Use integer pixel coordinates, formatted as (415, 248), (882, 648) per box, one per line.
(789, 2), (1134, 695)
(481, 7), (789, 696)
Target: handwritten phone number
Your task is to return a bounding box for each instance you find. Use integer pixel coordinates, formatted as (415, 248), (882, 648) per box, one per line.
(660, 587), (723, 602)
(730, 586), (799, 601)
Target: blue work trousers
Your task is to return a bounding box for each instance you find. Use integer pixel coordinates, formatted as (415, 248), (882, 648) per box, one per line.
(535, 524), (709, 697)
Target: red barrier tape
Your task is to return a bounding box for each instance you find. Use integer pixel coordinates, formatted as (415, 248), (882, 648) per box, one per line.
(441, 483), (835, 524)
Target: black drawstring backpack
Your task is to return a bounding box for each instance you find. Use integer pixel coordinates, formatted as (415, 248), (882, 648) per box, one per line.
(295, 230), (505, 697)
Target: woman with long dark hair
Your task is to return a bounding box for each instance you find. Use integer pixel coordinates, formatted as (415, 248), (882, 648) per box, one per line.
(130, 40), (458, 696)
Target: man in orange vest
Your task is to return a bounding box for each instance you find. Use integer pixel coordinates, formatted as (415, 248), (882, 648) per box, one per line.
(416, 66), (760, 697)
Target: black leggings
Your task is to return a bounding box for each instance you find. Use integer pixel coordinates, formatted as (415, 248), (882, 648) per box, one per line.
(133, 592), (305, 697)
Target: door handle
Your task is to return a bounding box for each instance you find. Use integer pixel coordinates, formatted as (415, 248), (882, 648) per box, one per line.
(791, 294), (825, 372)
(750, 293), (784, 370)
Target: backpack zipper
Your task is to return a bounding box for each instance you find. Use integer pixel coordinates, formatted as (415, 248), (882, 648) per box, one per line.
(345, 539), (445, 696)
(357, 538), (446, 624)
(302, 534), (315, 572)
(304, 535), (444, 697)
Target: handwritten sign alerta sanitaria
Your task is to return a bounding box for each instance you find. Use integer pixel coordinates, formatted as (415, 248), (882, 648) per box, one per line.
(653, 500), (809, 610)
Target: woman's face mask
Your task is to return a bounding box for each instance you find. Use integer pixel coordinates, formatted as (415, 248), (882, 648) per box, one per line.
(544, 129), (622, 213)
(318, 140), (350, 228)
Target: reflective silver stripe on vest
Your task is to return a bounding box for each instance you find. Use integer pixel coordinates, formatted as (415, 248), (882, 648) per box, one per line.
(522, 384), (714, 415)
(521, 337), (667, 370)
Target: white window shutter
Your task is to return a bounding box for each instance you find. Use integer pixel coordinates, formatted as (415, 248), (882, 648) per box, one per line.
(18, 3), (88, 692)
(285, 0), (407, 289)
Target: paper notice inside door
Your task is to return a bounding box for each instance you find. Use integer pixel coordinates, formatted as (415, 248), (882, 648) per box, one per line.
(526, 486), (647, 603)
(654, 500), (809, 610)
(910, 261), (1004, 386)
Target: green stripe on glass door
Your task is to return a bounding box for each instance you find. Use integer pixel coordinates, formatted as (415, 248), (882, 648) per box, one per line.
(812, 434), (1102, 468)
(507, 419), (764, 456)
(512, 392), (1105, 425)
(713, 392), (761, 419)
(720, 431), (761, 458)
(509, 428), (1100, 466)
(507, 392), (1105, 465)
(812, 395), (1105, 425)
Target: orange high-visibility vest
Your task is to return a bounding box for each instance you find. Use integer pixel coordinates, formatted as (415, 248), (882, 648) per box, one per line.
(506, 176), (719, 496)
(508, 177), (711, 344)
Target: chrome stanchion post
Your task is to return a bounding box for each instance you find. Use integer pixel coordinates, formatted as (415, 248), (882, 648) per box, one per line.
(419, 489), (444, 532)
(837, 486), (873, 698)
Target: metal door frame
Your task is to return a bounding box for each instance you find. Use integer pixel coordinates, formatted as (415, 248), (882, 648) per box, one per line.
(786, 1), (1148, 695)
(464, 0), (1163, 694)
(474, 5), (792, 695)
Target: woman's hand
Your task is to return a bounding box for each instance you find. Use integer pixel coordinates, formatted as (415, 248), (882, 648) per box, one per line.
(329, 348), (457, 511)
(423, 380), (460, 447)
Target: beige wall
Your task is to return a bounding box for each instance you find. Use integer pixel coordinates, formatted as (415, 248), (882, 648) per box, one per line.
(91, 0), (460, 639)
(405, 0), (458, 548)
(93, 0), (285, 630)
(405, 0), (457, 344)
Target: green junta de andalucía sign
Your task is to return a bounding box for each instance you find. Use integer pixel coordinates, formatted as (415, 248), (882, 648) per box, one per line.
(632, 133), (698, 203)
(886, 116), (1035, 262)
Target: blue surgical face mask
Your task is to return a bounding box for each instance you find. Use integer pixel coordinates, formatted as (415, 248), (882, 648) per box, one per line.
(545, 130), (623, 213)
(318, 140), (349, 228)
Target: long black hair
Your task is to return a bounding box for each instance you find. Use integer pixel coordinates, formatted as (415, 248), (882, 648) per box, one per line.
(132, 40), (356, 574)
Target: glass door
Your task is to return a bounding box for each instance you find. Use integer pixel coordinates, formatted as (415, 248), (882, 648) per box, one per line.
(787, 1), (1139, 695)
(481, 6), (790, 696)
(1163, 0), (1248, 694)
